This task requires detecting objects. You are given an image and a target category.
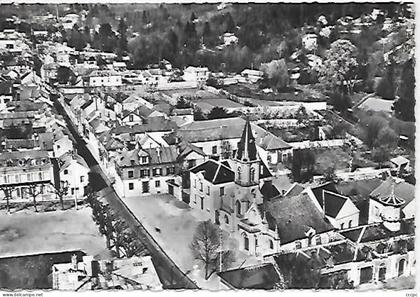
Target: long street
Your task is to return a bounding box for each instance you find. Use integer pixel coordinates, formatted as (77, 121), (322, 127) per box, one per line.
(51, 91), (199, 290)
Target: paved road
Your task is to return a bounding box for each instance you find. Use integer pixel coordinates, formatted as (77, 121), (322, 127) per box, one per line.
(51, 93), (199, 289)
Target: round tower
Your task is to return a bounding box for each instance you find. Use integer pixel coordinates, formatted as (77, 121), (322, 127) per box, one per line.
(379, 184), (405, 232)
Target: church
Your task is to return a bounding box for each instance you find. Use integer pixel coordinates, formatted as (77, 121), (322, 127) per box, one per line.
(189, 119), (336, 257)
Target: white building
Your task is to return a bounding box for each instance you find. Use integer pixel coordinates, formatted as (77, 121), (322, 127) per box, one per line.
(87, 70), (122, 87)
(183, 66), (209, 83)
(58, 153), (90, 200)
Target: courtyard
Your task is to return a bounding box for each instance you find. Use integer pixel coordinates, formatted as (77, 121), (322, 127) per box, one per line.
(0, 206), (107, 258)
(124, 194), (261, 290)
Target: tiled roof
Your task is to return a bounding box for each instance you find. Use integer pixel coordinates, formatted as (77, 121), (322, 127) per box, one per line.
(369, 178), (414, 208)
(190, 159), (234, 185)
(264, 192), (334, 244)
(218, 263), (280, 289)
(111, 119), (177, 135)
(116, 146), (178, 167)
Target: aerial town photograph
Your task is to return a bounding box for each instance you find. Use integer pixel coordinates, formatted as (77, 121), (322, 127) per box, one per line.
(0, 1), (415, 293)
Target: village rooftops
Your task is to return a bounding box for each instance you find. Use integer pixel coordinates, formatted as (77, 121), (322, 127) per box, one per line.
(261, 192), (334, 244)
(116, 146), (178, 167)
(178, 117), (291, 149)
(218, 263), (281, 289)
(110, 119), (178, 135)
(340, 218), (415, 244)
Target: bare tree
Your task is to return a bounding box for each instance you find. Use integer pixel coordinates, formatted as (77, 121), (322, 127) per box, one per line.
(190, 220), (220, 279)
(27, 184), (43, 212)
(1, 186), (14, 213)
(54, 181), (69, 210)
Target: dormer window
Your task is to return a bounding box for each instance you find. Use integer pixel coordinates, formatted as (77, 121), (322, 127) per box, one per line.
(250, 167), (255, 182)
(130, 160), (135, 166)
(141, 156), (148, 164)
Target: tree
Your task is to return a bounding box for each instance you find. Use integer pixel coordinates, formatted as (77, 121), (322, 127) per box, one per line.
(207, 107), (231, 120)
(375, 126), (398, 148)
(57, 66), (74, 85)
(362, 116), (388, 148)
(376, 60), (396, 100)
(372, 147), (389, 168)
(68, 24), (87, 51)
(224, 12), (236, 33)
(27, 184), (43, 212)
(394, 58), (415, 121)
(117, 18), (128, 56)
(260, 59), (289, 91)
(329, 92), (352, 112)
(190, 220), (220, 279)
(175, 97), (192, 109)
(276, 252), (322, 289)
(98, 23), (117, 52)
(323, 167), (338, 183)
(1, 186), (13, 213)
(54, 181), (69, 210)
(194, 107), (206, 121)
(315, 39), (358, 94)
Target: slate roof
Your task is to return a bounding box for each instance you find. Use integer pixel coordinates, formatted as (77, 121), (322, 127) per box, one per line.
(260, 182), (280, 200)
(369, 178), (414, 208)
(236, 119), (257, 161)
(340, 218), (415, 244)
(218, 263), (281, 289)
(311, 182), (350, 218)
(178, 117), (290, 149)
(59, 153), (89, 171)
(111, 119), (177, 135)
(263, 193), (334, 244)
(117, 146), (178, 167)
(0, 150), (50, 160)
(190, 159), (234, 185)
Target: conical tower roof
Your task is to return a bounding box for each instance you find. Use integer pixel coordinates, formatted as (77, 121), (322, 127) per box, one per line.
(235, 118), (258, 162)
(379, 183), (405, 207)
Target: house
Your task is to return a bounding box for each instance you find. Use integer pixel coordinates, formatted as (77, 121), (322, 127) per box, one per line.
(241, 69), (264, 83)
(304, 182), (360, 229)
(115, 145), (179, 197)
(0, 150), (55, 202)
(41, 62), (60, 83)
(178, 142), (207, 170)
(302, 34), (318, 51)
(274, 219), (415, 288)
(389, 156), (411, 175)
(86, 70), (122, 87)
(52, 254), (162, 290)
(56, 153), (90, 200)
(122, 94), (154, 111)
(183, 66), (209, 83)
(177, 117), (292, 165)
(170, 108), (194, 126)
(368, 177), (415, 224)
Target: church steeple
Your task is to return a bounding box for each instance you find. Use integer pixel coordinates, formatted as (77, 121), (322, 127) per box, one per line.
(234, 118), (260, 186)
(235, 118), (258, 162)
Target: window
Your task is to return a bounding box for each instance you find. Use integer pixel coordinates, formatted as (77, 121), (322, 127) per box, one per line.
(129, 115), (134, 122)
(194, 179), (197, 189)
(255, 236), (258, 247)
(212, 146), (217, 155)
(295, 241), (302, 249)
(141, 156), (148, 164)
(236, 200), (241, 216)
(206, 186), (210, 195)
(237, 167), (241, 181)
(224, 215), (229, 224)
(269, 240), (274, 249)
(80, 176), (84, 183)
(167, 167), (175, 174)
(38, 172), (43, 180)
(155, 180), (160, 188)
(128, 170), (134, 178)
(220, 187), (225, 196)
(71, 188), (75, 195)
(194, 195), (197, 203)
(27, 173), (32, 181)
(267, 154), (272, 163)
(340, 223), (345, 229)
(142, 181), (149, 193)
(199, 181), (203, 192)
(129, 183), (134, 190)
(348, 220), (352, 228)
(243, 234), (249, 251)
(250, 167), (255, 182)
(64, 169), (68, 175)
(315, 236), (321, 245)
(200, 196), (204, 210)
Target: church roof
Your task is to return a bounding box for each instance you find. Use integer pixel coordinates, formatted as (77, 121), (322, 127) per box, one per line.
(235, 118), (258, 162)
(190, 159), (234, 185)
(262, 193), (334, 244)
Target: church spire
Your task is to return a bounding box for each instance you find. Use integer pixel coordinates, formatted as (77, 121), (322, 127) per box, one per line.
(235, 118), (257, 162)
